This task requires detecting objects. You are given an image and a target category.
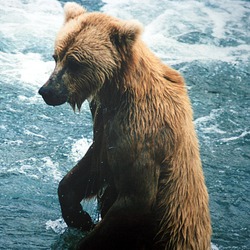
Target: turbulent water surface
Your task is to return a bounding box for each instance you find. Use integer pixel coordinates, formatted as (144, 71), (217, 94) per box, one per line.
(0, 0), (249, 249)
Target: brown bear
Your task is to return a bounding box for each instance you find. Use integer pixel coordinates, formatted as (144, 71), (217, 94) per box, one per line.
(38, 2), (211, 250)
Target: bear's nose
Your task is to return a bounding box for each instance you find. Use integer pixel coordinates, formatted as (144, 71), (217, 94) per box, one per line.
(38, 86), (56, 105)
(38, 86), (50, 97)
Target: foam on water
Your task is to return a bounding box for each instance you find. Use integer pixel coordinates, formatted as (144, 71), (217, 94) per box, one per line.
(0, 52), (54, 87)
(221, 131), (250, 143)
(69, 137), (92, 162)
(2, 156), (63, 182)
(102, 0), (250, 64)
(195, 109), (226, 134)
(0, 0), (63, 89)
(45, 218), (67, 234)
(18, 53), (54, 87)
(39, 156), (63, 182)
(0, 0), (62, 48)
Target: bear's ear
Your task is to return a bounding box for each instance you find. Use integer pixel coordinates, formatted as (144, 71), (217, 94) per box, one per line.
(64, 2), (87, 22)
(111, 20), (143, 50)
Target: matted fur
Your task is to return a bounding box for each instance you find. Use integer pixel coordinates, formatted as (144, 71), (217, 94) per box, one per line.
(45, 3), (212, 249)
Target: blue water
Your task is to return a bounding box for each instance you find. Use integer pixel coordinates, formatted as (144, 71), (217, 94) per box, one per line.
(0, 0), (249, 249)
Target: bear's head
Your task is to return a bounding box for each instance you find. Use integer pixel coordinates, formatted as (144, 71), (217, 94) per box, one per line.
(39, 2), (142, 110)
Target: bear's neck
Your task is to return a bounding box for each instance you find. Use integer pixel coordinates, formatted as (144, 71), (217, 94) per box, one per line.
(99, 41), (162, 111)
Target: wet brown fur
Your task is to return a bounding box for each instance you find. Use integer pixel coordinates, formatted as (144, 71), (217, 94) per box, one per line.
(54, 3), (211, 249)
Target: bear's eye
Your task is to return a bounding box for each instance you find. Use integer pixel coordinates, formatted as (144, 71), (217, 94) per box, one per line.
(67, 56), (82, 72)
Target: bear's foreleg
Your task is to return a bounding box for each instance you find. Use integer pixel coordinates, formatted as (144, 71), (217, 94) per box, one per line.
(58, 144), (99, 231)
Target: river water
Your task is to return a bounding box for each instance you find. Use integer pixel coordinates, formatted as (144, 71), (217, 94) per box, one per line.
(0, 0), (249, 249)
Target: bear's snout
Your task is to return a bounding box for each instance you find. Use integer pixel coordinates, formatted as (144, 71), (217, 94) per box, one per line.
(38, 85), (68, 106)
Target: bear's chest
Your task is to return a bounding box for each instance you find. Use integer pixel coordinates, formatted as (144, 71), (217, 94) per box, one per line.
(103, 119), (137, 168)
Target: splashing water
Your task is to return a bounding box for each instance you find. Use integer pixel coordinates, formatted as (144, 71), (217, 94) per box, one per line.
(0, 0), (249, 249)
